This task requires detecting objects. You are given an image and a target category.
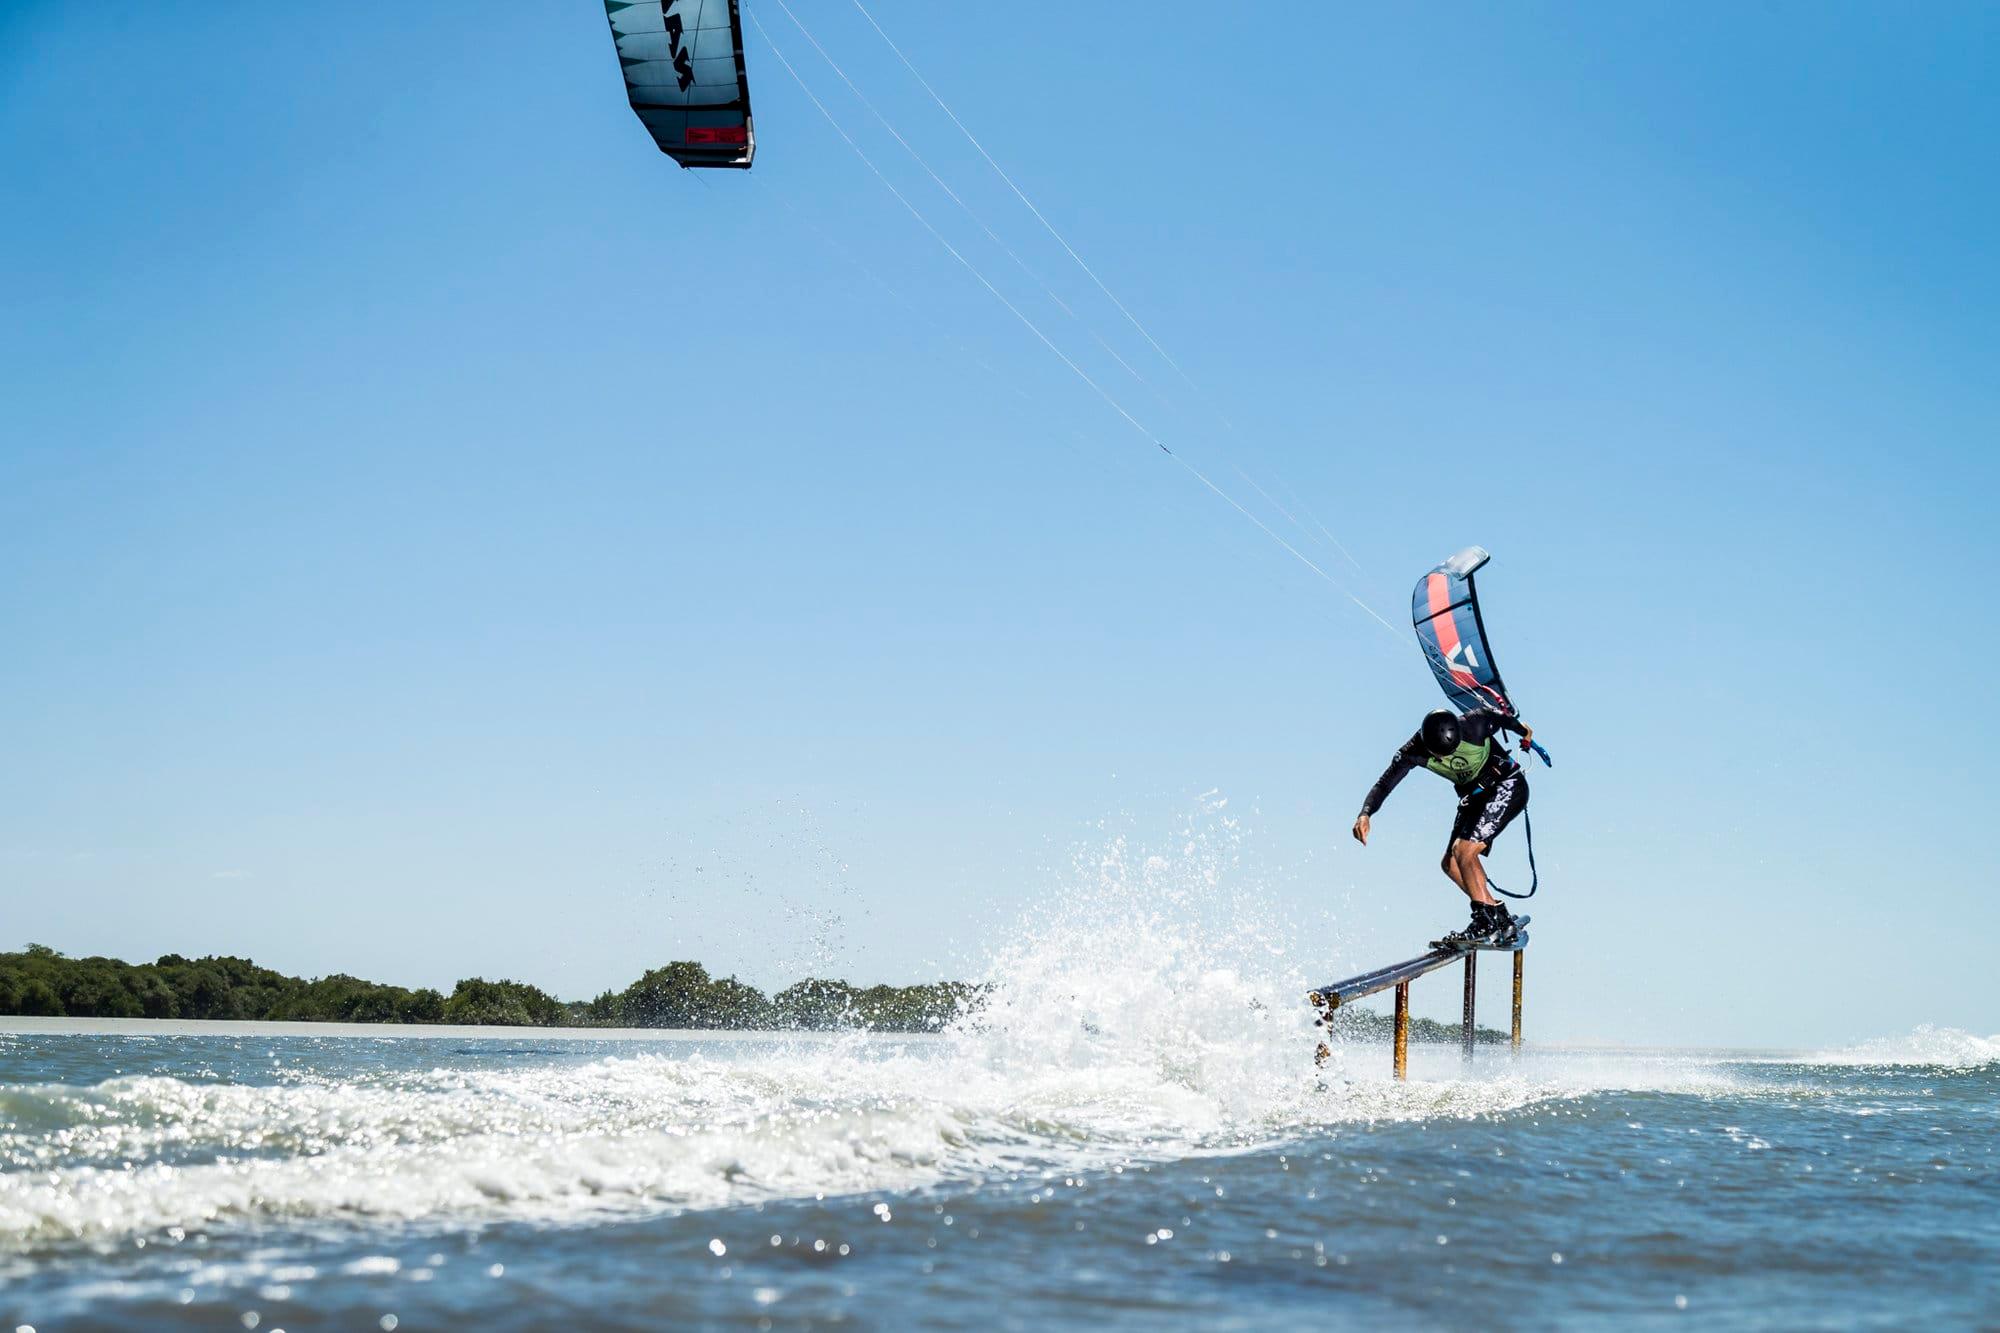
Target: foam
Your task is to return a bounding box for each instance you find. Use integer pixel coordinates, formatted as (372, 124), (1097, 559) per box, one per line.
(0, 813), (1776, 1247)
(1809, 1025), (2000, 1069)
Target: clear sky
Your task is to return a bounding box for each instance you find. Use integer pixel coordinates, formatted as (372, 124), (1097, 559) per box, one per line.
(2, 2), (1993, 1045)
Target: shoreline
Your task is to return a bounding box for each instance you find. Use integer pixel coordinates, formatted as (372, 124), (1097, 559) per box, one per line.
(0, 1015), (1823, 1058)
(0, 1016), (939, 1042)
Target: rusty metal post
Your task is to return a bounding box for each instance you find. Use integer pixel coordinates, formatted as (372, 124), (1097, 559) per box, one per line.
(1511, 950), (1525, 1052)
(1393, 980), (1410, 1081)
(1461, 951), (1477, 1060)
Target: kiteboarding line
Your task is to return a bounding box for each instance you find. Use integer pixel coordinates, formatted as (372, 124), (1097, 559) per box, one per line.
(752, 12), (1166, 450)
(745, 172), (1101, 457)
(768, 0), (1064, 312)
(752, 12), (1398, 636)
(849, 0), (1195, 392)
(849, 0), (1378, 587)
(769, 0), (1176, 406)
(1282, 477), (1368, 574)
(748, 176), (1027, 405)
(1165, 457), (1402, 636)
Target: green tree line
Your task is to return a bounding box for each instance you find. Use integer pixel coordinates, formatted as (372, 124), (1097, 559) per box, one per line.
(0, 944), (973, 1032)
(1320, 1003), (1510, 1046)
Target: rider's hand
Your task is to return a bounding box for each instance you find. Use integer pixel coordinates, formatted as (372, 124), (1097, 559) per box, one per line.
(1519, 726), (1535, 752)
(1351, 814), (1370, 846)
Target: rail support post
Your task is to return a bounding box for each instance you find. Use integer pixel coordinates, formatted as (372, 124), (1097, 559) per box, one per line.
(1461, 951), (1477, 1060)
(1511, 950), (1525, 1052)
(1393, 980), (1410, 1081)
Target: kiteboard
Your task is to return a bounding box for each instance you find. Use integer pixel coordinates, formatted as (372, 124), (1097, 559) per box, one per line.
(1428, 914), (1530, 953)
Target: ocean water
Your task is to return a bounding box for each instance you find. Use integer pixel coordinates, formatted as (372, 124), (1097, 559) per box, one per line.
(3, 850), (1997, 1330)
(3, 1021), (1997, 1328)
(0, 1020), (1992, 1320)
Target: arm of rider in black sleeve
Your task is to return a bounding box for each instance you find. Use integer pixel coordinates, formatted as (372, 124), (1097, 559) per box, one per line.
(1465, 706), (1527, 738)
(1359, 739), (1424, 817)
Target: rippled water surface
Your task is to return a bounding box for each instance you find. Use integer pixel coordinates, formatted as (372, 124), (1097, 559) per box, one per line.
(3, 1018), (1996, 1331)
(5, 839), (1996, 1330)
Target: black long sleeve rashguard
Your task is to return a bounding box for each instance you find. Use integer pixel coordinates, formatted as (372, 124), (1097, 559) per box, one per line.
(1358, 708), (1529, 817)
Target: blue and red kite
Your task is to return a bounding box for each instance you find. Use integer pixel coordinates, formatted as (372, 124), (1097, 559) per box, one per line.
(1413, 546), (1518, 718)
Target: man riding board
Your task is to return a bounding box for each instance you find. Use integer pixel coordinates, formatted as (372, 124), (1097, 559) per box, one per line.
(1351, 706), (1535, 947)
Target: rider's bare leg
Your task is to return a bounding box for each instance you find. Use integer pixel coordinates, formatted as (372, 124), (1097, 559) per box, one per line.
(1448, 839), (1498, 907)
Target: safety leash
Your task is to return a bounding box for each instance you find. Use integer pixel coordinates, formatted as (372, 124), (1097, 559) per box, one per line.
(1486, 811), (1538, 900)
(1486, 740), (1551, 901)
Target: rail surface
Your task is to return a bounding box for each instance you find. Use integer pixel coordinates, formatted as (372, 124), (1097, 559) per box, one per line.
(1308, 947), (1464, 1010)
(1308, 941), (1526, 1079)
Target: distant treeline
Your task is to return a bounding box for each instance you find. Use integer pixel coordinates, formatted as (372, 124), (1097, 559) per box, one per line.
(0, 945), (975, 1032)
(1322, 1005), (1510, 1046)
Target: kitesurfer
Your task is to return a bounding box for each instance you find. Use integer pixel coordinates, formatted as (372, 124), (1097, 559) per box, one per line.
(1351, 707), (1534, 946)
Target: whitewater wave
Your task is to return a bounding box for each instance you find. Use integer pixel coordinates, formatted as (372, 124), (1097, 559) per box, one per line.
(2, 1042), (1669, 1247)
(0, 809), (1766, 1247)
(1809, 1025), (2000, 1069)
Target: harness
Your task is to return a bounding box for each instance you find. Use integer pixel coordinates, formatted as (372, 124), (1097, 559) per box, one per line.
(1422, 737), (1492, 787)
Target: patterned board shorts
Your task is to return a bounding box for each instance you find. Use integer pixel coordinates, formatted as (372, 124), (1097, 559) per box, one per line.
(1449, 775), (1528, 851)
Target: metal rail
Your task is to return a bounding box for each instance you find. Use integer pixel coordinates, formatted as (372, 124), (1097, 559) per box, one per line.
(1308, 942), (1527, 1080)
(1308, 947), (1464, 1010)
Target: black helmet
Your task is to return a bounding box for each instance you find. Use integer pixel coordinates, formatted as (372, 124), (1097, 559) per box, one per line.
(1419, 708), (1461, 757)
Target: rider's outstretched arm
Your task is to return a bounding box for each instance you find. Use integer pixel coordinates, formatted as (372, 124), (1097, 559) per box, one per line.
(1359, 740), (1424, 819)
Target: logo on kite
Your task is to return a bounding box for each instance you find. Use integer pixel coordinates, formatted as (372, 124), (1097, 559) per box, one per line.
(603, 0), (756, 169)
(662, 2), (695, 91)
(1412, 546), (1516, 717)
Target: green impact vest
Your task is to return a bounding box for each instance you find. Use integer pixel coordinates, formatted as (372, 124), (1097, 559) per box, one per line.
(1424, 737), (1491, 788)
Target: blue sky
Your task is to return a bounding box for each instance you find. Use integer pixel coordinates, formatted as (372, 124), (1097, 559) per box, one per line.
(2, 2), (1993, 1044)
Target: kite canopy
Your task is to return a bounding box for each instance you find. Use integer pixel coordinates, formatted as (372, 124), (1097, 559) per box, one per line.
(605, 0), (755, 169)
(1412, 546), (1517, 716)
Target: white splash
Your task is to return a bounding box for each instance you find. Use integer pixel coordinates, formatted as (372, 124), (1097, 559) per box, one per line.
(1813, 1025), (2000, 1069)
(0, 805), (1766, 1246)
